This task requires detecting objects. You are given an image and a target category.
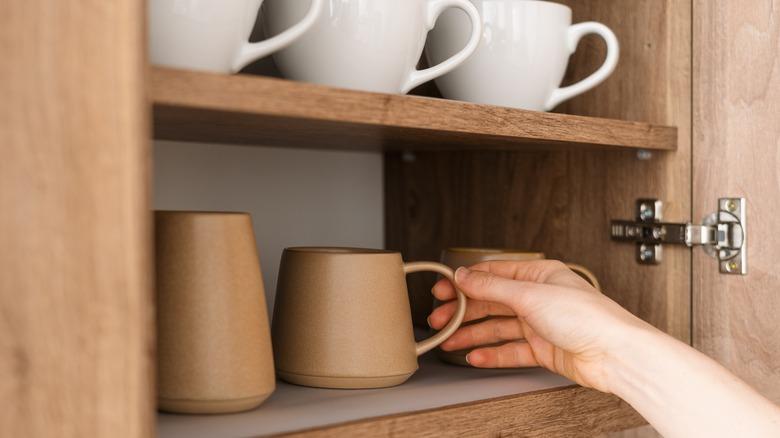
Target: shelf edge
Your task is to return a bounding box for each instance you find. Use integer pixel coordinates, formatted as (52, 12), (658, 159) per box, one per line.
(269, 385), (646, 438)
(152, 67), (678, 152)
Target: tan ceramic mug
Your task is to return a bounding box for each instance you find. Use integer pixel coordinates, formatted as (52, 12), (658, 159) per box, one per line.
(272, 247), (467, 389)
(156, 211), (275, 414)
(436, 247), (600, 366)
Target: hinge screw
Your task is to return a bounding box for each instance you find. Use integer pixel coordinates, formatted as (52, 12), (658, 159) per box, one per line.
(639, 206), (654, 221)
(639, 247), (655, 262)
(727, 261), (739, 272)
(726, 200), (737, 212)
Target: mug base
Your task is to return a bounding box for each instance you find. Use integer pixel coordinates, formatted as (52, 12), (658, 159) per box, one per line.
(278, 370), (415, 389)
(158, 392), (273, 414)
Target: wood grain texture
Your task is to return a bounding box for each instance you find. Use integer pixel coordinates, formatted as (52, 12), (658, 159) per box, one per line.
(598, 426), (661, 438)
(273, 386), (645, 438)
(0, 1), (152, 437)
(692, 0), (780, 403)
(387, 0), (692, 348)
(152, 67), (676, 152)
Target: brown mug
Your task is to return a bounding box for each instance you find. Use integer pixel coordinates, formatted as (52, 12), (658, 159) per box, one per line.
(272, 247), (467, 389)
(155, 211), (275, 414)
(435, 247), (600, 366)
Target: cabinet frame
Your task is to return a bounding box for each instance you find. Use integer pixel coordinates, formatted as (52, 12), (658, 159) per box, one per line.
(2, 0), (698, 436)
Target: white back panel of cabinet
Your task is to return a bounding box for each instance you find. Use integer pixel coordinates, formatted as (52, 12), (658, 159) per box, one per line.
(154, 140), (384, 314)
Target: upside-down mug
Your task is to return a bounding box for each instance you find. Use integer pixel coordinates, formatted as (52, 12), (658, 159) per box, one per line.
(149, 0), (323, 73)
(427, 0), (619, 111)
(155, 211), (275, 414)
(265, 0), (482, 94)
(272, 247), (467, 389)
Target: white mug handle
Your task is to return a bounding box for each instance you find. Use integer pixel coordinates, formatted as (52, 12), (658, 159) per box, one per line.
(231, 0), (323, 73)
(401, 0), (482, 95)
(544, 22), (619, 111)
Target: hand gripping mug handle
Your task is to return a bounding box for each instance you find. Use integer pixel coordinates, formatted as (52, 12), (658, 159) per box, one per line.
(231, 0), (323, 73)
(544, 22), (619, 111)
(404, 261), (467, 356)
(401, 0), (482, 94)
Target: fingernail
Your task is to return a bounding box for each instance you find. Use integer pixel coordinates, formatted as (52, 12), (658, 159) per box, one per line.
(426, 316), (433, 327)
(455, 266), (470, 283)
(465, 352), (473, 365)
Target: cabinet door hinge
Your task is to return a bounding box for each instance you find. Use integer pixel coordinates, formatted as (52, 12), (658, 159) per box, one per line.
(610, 198), (746, 275)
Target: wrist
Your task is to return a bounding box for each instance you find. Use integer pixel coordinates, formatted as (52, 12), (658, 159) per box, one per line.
(599, 318), (780, 438)
(601, 319), (670, 400)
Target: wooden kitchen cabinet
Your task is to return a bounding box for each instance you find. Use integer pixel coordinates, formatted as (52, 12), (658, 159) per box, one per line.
(3, 0), (779, 437)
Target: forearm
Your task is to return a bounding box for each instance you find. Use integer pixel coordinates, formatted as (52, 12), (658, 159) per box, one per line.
(606, 324), (780, 437)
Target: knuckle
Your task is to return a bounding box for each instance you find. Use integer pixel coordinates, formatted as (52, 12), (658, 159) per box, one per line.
(491, 321), (502, 340)
(524, 260), (567, 283)
(509, 345), (522, 365)
(474, 271), (496, 289)
(466, 302), (482, 319)
(466, 326), (480, 345)
(497, 349), (510, 368)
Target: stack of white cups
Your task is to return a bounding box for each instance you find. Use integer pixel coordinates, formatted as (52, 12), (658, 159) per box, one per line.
(149, 0), (619, 112)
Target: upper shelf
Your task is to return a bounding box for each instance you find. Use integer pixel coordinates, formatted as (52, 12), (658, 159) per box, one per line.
(152, 67), (677, 152)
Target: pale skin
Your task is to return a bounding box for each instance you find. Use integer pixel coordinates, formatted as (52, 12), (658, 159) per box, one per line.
(429, 260), (780, 438)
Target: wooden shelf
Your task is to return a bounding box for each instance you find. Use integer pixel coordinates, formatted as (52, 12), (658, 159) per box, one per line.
(158, 354), (643, 437)
(152, 67), (677, 152)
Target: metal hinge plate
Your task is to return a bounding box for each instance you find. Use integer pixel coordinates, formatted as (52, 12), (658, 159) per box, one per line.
(611, 198), (747, 275)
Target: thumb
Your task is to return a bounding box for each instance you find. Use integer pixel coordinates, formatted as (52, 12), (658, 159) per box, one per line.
(454, 267), (546, 317)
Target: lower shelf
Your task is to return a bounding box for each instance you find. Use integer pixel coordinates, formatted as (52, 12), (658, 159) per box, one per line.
(158, 354), (644, 437)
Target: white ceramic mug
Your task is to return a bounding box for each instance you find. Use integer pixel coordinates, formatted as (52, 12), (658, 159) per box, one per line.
(149, 0), (323, 73)
(426, 0), (619, 111)
(264, 0), (483, 94)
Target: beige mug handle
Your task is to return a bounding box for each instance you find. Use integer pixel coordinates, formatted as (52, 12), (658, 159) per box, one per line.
(565, 263), (601, 291)
(404, 261), (467, 356)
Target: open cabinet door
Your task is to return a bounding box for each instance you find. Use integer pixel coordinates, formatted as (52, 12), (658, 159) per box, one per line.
(0, 1), (152, 436)
(693, 0), (780, 402)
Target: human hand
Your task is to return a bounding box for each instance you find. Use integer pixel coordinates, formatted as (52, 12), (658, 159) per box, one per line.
(428, 260), (657, 393)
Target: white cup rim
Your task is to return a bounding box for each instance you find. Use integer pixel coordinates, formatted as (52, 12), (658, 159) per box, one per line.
(491, 0), (572, 14)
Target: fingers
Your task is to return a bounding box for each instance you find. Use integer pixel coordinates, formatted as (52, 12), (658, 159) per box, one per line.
(454, 267), (551, 317)
(440, 317), (524, 351)
(467, 259), (571, 283)
(432, 259), (574, 300)
(466, 341), (540, 368)
(432, 277), (458, 301)
(433, 259), (593, 305)
(428, 299), (514, 330)
(469, 259), (596, 291)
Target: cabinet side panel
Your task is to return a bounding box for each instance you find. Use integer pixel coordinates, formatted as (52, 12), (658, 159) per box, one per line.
(693, 0), (780, 402)
(387, 0), (692, 346)
(0, 1), (152, 437)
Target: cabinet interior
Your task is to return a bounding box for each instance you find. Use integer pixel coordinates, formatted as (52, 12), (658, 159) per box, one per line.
(153, 1), (691, 436)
